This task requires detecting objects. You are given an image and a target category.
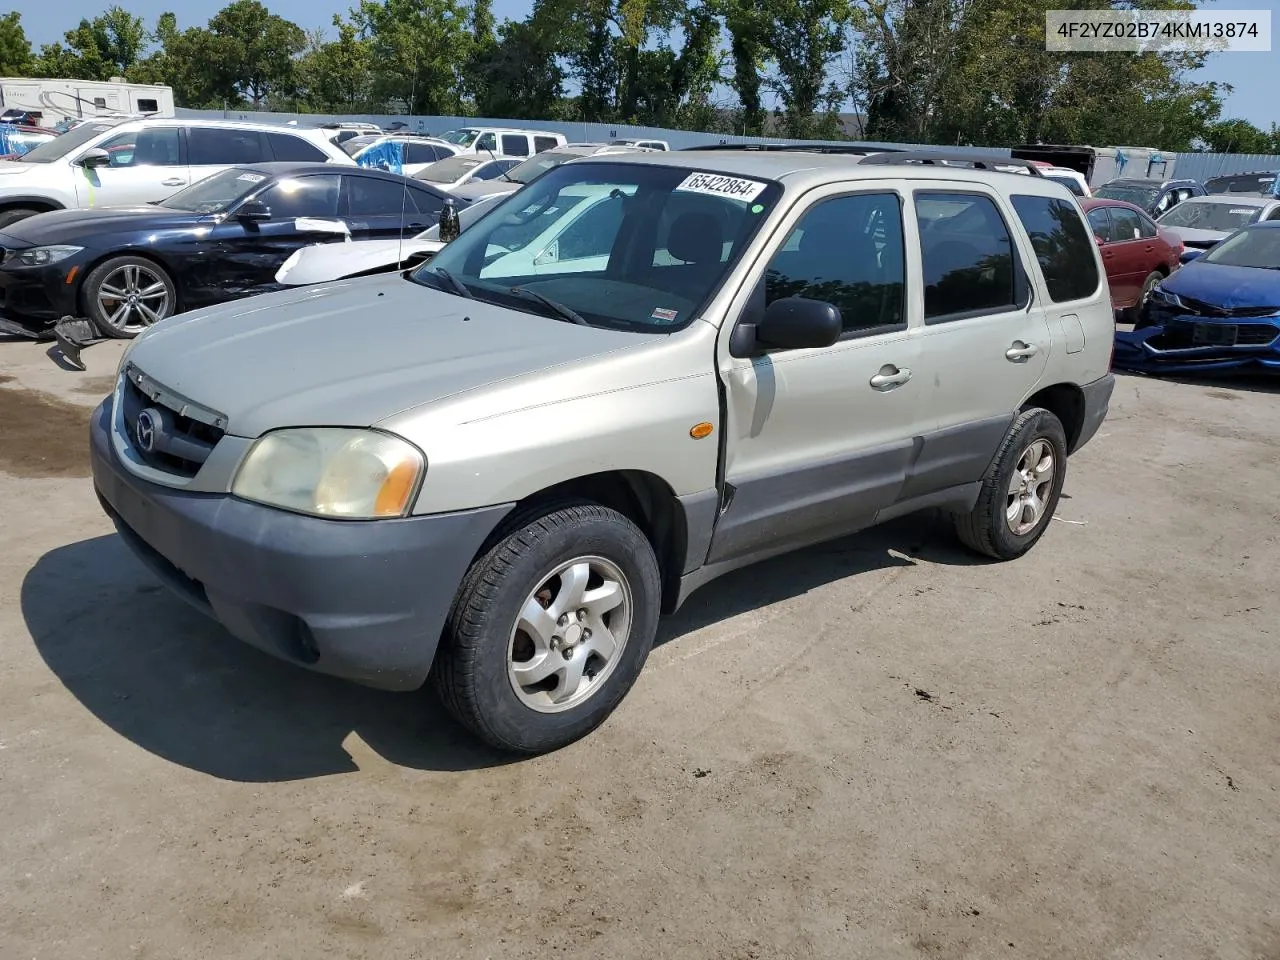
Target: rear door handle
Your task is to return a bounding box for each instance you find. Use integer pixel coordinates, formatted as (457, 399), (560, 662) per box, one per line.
(1006, 341), (1039, 362)
(161, 178), (186, 186)
(869, 365), (912, 390)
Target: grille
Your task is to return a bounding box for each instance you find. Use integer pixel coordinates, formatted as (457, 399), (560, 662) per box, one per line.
(1179, 295), (1280, 319)
(1152, 321), (1279, 350)
(120, 365), (226, 478)
(1237, 324), (1280, 345)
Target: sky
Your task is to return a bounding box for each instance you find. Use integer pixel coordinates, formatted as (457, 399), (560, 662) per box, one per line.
(12, 0), (1277, 131)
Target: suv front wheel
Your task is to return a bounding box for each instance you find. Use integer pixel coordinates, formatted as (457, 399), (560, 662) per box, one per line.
(435, 503), (661, 753)
(953, 407), (1068, 560)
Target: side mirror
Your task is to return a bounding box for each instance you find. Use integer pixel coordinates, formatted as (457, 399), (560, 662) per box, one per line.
(1179, 248), (1204, 264)
(236, 199), (271, 223)
(78, 148), (111, 169)
(1094, 234), (1106, 247)
(734, 297), (842, 355)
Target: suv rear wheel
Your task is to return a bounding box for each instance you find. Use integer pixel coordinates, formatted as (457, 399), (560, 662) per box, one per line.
(435, 503), (661, 753)
(953, 407), (1068, 560)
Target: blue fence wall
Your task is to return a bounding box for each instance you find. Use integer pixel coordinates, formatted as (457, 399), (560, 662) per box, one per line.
(177, 107), (1278, 175)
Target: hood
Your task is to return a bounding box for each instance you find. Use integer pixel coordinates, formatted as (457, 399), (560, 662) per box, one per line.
(124, 274), (643, 438)
(1162, 259), (1280, 310)
(3, 206), (207, 245)
(1161, 225), (1231, 248)
(450, 180), (520, 201)
(275, 237), (443, 286)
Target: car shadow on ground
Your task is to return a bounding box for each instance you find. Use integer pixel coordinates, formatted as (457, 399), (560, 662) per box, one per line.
(1115, 369), (1280, 396)
(23, 512), (979, 783)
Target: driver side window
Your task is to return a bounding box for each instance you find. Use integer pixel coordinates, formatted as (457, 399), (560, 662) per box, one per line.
(96, 128), (181, 167)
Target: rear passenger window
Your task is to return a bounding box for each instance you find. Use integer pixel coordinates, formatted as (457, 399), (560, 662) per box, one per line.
(765, 192), (905, 336)
(1010, 194), (1100, 303)
(344, 175), (413, 216)
(533, 136), (559, 153)
(500, 134), (529, 156)
(188, 127), (266, 165)
(267, 132), (327, 161)
(915, 192), (1017, 320)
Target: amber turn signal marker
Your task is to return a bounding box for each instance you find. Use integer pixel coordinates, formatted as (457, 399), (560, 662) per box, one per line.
(373, 459), (420, 516)
(64, 265), (79, 285)
(689, 422), (714, 439)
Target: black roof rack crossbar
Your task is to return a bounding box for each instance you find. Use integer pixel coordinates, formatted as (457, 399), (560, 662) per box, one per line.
(681, 142), (901, 155)
(857, 151), (1045, 175)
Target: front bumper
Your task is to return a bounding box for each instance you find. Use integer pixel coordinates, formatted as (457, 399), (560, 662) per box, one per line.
(1115, 309), (1280, 374)
(90, 399), (514, 690)
(0, 235), (83, 324)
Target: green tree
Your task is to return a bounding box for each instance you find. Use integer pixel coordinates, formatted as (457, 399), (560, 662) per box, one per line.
(767, 0), (848, 138)
(1202, 117), (1277, 154)
(298, 16), (372, 111)
(33, 20), (113, 81)
(469, 19), (564, 119)
(353, 0), (475, 114)
(206, 0), (307, 106)
(92, 6), (148, 76)
(720, 0), (770, 136)
(0, 12), (33, 76)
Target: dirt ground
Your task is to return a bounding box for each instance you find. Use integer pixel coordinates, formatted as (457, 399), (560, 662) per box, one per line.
(1, 334), (1278, 960)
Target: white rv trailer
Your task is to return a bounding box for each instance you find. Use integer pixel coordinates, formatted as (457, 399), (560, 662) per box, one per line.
(0, 77), (175, 126)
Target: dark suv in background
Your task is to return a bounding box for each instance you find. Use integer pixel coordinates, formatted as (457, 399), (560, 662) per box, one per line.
(1093, 178), (1205, 219)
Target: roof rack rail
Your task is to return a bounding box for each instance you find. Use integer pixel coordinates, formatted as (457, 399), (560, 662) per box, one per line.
(857, 151), (1045, 175)
(681, 142), (899, 155)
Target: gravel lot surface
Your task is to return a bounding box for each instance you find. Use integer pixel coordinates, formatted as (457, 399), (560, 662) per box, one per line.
(2, 335), (1277, 959)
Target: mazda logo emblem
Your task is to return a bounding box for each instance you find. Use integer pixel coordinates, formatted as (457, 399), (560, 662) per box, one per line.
(135, 409), (157, 453)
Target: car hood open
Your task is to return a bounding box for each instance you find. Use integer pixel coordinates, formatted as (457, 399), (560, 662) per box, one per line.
(123, 273), (646, 438)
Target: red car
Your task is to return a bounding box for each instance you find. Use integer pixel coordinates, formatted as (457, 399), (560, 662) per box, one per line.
(1079, 197), (1183, 320)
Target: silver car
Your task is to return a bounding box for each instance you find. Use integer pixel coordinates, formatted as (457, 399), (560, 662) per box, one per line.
(1155, 194), (1280, 250)
(90, 150), (1115, 753)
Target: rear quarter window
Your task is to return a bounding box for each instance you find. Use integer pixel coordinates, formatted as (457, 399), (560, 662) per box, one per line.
(533, 136), (559, 153)
(1010, 195), (1100, 303)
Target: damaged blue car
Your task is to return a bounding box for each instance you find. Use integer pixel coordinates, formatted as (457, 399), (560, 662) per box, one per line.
(1115, 222), (1280, 374)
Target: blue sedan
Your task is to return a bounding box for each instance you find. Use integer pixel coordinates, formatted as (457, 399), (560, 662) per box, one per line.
(1114, 222), (1280, 374)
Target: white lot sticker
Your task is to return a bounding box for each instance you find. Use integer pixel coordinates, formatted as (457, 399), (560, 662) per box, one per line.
(651, 307), (679, 322)
(236, 173), (266, 182)
(1230, 207), (1257, 215)
(675, 172), (767, 203)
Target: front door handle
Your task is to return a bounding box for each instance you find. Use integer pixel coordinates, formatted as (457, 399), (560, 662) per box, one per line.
(1006, 341), (1039, 362)
(161, 178), (186, 187)
(869, 365), (912, 390)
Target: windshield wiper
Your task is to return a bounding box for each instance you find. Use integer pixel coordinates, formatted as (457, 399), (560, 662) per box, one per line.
(434, 267), (473, 299)
(508, 286), (588, 325)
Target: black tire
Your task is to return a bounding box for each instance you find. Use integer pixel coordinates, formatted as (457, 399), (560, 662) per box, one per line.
(0, 207), (41, 229)
(434, 503), (661, 754)
(953, 407), (1068, 561)
(1126, 271), (1163, 323)
(81, 255), (177, 339)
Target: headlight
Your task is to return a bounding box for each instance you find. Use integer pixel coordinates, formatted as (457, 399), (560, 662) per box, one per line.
(232, 428), (425, 519)
(12, 245), (82, 267)
(1149, 285), (1183, 308)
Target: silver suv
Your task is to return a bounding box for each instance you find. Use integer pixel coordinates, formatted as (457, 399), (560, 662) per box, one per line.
(90, 149), (1115, 753)
(0, 117), (353, 227)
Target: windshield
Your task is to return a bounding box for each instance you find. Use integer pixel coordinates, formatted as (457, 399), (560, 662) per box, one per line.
(1045, 174), (1085, 197)
(506, 151), (576, 184)
(1205, 173), (1277, 195)
(417, 155), (485, 183)
(1158, 200), (1264, 231)
(160, 167), (267, 213)
(411, 162), (782, 332)
(343, 135), (381, 156)
(439, 128), (480, 146)
(1095, 183), (1158, 208)
(15, 119), (121, 163)
(1201, 226), (1280, 270)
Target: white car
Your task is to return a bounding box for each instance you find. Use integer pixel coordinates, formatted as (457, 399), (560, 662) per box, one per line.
(1042, 167), (1091, 198)
(414, 155), (522, 192)
(275, 192), (509, 286)
(0, 117), (353, 228)
(450, 143), (650, 202)
(609, 137), (669, 151)
(434, 127), (566, 157)
(348, 135), (459, 176)
(275, 183), (621, 287)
